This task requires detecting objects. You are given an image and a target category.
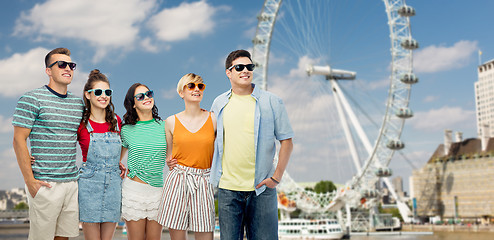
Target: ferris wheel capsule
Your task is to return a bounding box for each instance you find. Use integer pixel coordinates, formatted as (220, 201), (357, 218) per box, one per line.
(257, 12), (274, 21)
(400, 73), (419, 84)
(375, 167), (393, 177)
(360, 189), (379, 198)
(252, 36), (266, 45)
(386, 140), (405, 150)
(401, 38), (419, 50)
(397, 5), (416, 17)
(396, 107), (413, 119)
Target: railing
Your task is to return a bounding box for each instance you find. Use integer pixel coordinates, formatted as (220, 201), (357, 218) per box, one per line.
(0, 210), (29, 219)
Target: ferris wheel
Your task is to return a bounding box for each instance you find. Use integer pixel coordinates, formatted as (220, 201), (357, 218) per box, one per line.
(252, 0), (418, 223)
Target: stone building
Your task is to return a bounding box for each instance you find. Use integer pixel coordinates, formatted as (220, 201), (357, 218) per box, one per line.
(0, 188), (27, 210)
(410, 130), (494, 223)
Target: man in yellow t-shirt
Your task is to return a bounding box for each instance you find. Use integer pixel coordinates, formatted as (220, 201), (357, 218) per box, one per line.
(211, 49), (294, 240)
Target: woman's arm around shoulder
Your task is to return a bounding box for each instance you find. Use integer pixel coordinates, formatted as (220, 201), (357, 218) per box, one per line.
(165, 115), (176, 170)
(210, 111), (217, 133)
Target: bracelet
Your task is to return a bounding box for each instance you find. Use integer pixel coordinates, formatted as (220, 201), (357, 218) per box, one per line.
(270, 177), (280, 184)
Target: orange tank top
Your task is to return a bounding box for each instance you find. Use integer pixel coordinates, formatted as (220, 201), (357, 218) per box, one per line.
(172, 113), (215, 169)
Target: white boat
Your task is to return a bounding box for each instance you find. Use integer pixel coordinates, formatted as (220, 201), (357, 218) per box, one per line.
(278, 218), (344, 239)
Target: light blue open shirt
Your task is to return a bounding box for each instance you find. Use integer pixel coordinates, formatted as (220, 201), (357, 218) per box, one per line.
(210, 84), (294, 195)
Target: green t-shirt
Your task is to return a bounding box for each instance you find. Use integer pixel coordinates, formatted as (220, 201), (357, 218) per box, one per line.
(121, 119), (167, 187)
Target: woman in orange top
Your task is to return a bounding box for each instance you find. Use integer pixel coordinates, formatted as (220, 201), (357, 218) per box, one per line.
(157, 73), (216, 240)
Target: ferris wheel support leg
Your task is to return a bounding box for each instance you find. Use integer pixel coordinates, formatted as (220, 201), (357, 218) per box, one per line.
(383, 177), (412, 223)
(330, 79), (363, 174)
(345, 204), (352, 233)
(330, 78), (373, 154)
(369, 205), (378, 231)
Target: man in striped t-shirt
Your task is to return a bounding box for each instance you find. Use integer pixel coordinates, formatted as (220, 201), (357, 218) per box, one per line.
(12, 47), (83, 240)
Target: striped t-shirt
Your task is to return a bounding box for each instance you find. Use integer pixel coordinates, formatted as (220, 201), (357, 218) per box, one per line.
(121, 119), (167, 187)
(12, 85), (84, 182)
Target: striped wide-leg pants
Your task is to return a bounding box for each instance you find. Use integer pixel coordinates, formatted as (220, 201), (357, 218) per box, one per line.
(157, 165), (215, 232)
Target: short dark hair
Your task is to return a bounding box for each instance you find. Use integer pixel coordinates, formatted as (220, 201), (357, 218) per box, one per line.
(45, 48), (71, 67)
(225, 50), (252, 70)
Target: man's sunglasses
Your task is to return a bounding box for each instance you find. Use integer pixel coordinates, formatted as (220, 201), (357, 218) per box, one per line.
(186, 82), (206, 91)
(88, 89), (113, 97)
(227, 64), (255, 72)
(48, 61), (77, 70)
(134, 90), (154, 101)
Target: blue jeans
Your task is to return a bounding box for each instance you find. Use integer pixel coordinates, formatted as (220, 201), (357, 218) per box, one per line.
(218, 187), (278, 240)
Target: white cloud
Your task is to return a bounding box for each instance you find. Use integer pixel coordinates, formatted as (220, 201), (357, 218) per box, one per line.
(365, 78), (389, 90)
(140, 37), (159, 53)
(0, 47), (88, 98)
(161, 87), (178, 100)
(266, 56), (363, 184)
(414, 40), (478, 73)
(1, 148), (16, 164)
(409, 106), (475, 131)
(148, 1), (218, 42)
(0, 116), (13, 133)
(0, 147), (24, 190)
(14, 0), (157, 61)
(243, 26), (257, 39)
(0, 47), (47, 97)
(422, 95), (439, 103)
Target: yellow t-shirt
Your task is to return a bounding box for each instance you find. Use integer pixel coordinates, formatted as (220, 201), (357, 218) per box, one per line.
(219, 92), (256, 191)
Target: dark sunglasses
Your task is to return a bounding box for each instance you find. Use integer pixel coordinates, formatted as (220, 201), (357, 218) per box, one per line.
(134, 90), (154, 101)
(88, 89), (113, 97)
(48, 61), (77, 70)
(228, 64), (255, 72)
(186, 82), (206, 91)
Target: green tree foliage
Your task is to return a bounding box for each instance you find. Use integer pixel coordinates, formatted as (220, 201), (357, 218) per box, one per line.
(313, 180), (337, 193)
(14, 202), (29, 210)
(215, 200), (218, 217)
(379, 207), (403, 222)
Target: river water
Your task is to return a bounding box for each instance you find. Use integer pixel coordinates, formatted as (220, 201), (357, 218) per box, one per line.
(1, 226), (494, 239)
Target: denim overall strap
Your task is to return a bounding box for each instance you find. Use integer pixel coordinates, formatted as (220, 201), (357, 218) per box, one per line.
(86, 120), (94, 133)
(86, 117), (119, 133)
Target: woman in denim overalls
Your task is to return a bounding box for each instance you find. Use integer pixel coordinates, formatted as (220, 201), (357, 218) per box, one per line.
(77, 69), (126, 240)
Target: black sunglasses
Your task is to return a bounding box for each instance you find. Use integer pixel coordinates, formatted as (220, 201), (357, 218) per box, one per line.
(48, 61), (77, 70)
(228, 64), (255, 72)
(134, 90), (154, 101)
(186, 82), (206, 91)
(88, 89), (113, 97)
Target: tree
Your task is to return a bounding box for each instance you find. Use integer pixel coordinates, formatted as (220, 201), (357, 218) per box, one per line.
(313, 180), (337, 193)
(14, 202), (29, 210)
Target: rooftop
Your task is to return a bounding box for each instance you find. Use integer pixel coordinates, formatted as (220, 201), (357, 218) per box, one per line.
(428, 137), (494, 163)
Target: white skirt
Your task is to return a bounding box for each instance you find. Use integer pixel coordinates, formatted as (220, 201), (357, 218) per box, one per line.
(121, 177), (162, 222)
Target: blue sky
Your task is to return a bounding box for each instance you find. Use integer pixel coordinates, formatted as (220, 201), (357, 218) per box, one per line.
(0, 0), (492, 192)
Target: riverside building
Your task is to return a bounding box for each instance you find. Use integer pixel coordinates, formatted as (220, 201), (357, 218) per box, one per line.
(410, 130), (494, 224)
(475, 59), (494, 138)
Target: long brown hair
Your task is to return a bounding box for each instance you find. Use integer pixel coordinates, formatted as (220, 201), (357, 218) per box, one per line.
(82, 69), (118, 131)
(122, 83), (161, 125)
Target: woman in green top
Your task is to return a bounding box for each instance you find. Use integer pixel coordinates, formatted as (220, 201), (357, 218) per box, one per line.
(120, 83), (166, 240)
